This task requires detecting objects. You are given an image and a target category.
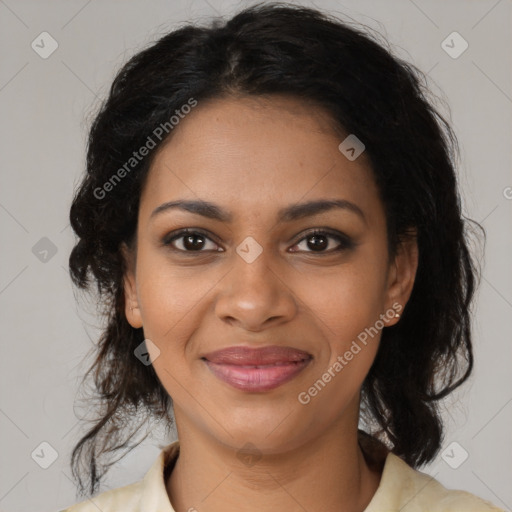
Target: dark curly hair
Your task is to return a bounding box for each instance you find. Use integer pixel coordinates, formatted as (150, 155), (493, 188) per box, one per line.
(68, 1), (483, 498)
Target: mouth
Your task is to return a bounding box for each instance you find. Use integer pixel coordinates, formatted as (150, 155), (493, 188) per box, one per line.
(201, 345), (313, 392)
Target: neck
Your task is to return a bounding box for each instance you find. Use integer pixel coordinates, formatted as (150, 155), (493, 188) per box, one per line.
(166, 424), (384, 512)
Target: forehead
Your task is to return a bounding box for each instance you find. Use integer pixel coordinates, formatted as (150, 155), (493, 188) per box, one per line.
(139, 95), (379, 223)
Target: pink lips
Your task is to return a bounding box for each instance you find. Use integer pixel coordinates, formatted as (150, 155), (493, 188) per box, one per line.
(202, 345), (312, 392)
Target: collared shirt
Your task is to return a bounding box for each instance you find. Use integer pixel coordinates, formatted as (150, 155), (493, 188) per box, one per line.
(61, 440), (504, 511)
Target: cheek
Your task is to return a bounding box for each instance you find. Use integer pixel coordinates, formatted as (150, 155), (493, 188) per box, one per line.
(297, 273), (385, 419)
(300, 260), (388, 337)
(137, 265), (201, 402)
(136, 249), (209, 339)
(297, 250), (388, 379)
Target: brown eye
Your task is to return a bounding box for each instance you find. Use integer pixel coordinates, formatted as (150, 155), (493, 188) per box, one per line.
(163, 229), (221, 252)
(291, 229), (354, 254)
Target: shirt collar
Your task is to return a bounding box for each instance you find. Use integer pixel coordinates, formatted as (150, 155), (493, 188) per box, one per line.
(137, 437), (418, 512)
(140, 441), (180, 512)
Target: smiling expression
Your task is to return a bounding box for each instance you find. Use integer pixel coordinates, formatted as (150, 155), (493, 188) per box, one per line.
(122, 94), (417, 453)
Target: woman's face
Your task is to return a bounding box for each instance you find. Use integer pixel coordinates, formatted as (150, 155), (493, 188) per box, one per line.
(123, 95), (417, 453)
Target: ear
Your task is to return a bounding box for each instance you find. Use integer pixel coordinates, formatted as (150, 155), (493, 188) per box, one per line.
(383, 230), (418, 326)
(121, 242), (143, 329)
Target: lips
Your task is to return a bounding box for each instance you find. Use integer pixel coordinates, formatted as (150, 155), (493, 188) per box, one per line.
(202, 345), (312, 392)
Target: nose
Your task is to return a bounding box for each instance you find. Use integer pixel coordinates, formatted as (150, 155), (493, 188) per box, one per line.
(214, 248), (298, 332)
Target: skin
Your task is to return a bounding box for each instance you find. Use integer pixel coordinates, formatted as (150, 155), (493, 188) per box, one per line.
(123, 94), (418, 512)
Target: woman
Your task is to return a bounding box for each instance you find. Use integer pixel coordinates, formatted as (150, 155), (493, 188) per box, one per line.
(61, 2), (504, 511)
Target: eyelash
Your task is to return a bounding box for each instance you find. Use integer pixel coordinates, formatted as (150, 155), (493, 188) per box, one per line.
(162, 228), (354, 255)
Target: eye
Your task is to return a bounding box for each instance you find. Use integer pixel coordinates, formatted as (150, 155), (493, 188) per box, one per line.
(162, 228), (354, 255)
(290, 229), (354, 254)
(162, 229), (222, 253)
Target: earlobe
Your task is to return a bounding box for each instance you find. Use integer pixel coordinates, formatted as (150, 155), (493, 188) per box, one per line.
(125, 285), (143, 328)
(121, 242), (143, 329)
(384, 231), (419, 325)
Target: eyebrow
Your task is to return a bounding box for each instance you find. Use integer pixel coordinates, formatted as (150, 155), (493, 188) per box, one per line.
(150, 198), (366, 224)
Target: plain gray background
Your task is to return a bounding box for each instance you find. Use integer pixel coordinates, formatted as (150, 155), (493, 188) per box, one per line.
(1, 0), (511, 510)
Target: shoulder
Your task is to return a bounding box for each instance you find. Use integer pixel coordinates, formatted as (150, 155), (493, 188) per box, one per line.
(59, 441), (180, 512)
(59, 480), (144, 512)
(370, 451), (505, 511)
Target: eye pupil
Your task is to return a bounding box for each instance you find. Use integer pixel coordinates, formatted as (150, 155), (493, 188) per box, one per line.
(307, 234), (328, 251)
(184, 234), (205, 251)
